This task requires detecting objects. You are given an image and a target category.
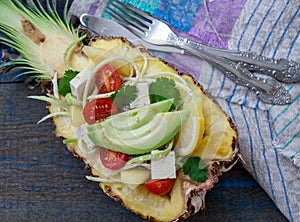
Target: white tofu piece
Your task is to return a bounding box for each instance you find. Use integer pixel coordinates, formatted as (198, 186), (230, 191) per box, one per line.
(130, 82), (151, 109)
(151, 151), (176, 179)
(70, 67), (94, 100)
(77, 124), (95, 150)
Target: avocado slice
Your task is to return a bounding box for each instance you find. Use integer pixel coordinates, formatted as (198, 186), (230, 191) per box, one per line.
(87, 99), (174, 133)
(88, 110), (190, 155)
(104, 112), (167, 140)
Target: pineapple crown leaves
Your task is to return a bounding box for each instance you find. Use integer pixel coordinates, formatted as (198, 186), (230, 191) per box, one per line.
(0, 0), (79, 79)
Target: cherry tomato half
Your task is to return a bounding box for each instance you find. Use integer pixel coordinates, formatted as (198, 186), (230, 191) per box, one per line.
(100, 147), (129, 170)
(94, 63), (121, 94)
(83, 98), (118, 124)
(144, 178), (175, 195)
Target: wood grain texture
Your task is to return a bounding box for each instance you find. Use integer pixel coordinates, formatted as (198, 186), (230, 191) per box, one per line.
(0, 1), (289, 220)
(0, 82), (288, 221)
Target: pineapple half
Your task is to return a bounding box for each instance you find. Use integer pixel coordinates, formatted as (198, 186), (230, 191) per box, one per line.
(51, 37), (238, 221)
(0, 1), (238, 221)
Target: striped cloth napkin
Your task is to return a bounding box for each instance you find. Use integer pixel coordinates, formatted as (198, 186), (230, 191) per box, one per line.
(69, 0), (300, 221)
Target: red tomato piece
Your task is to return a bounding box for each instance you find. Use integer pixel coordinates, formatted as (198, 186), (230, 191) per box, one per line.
(83, 98), (118, 124)
(144, 178), (175, 195)
(94, 63), (121, 94)
(100, 147), (129, 170)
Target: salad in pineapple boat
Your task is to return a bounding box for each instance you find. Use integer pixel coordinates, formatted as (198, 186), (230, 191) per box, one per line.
(0, 1), (238, 221)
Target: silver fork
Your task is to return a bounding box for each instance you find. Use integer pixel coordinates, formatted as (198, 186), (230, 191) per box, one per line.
(105, 0), (299, 84)
(105, 0), (293, 105)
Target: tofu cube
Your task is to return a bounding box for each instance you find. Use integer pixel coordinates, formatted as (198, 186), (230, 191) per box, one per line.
(70, 67), (94, 100)
(151, 151), (176, 179)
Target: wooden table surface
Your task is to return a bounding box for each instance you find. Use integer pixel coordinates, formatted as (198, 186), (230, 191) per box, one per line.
(0, 1), (290, 220)
(0, 72), (289, 222)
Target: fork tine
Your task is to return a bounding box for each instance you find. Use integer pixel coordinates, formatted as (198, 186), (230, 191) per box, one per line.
(107, 2), (149, 32)
(105, 8), (145, 37)
(113, 0), (154, 22)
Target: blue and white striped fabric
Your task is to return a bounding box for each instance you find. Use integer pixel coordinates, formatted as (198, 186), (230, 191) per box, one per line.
(198, 1), (300, 221)
(69, 0), (300, 221)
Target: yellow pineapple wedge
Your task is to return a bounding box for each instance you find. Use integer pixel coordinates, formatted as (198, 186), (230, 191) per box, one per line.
(0, 1), (238, 221)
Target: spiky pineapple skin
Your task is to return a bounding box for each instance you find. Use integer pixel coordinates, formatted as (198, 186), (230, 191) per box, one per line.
(47, 37), (238, 221)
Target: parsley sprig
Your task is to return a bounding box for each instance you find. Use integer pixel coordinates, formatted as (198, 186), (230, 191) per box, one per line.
(149, 77), (181, 110)
(182, 157), (208, 183)
(111, 85), (138, 108)
(58, 70), (79, 96)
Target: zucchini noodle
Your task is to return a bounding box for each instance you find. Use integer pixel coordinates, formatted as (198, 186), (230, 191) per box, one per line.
(121, 77), (138, 82)
(135, 77), (156, 83)
(174, 82), (194, 97)
(133, 53), (148, 77)
(87, 91), (115, 100)
(145, 72), (189, 86)
(127, 139), (173, 164)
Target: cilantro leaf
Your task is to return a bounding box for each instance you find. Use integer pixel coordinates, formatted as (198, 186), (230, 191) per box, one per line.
(149, 77), (181, 110)
(182, 157), (208, 183)
(58, 70), (79, 96)
(111, 85), (138, 108)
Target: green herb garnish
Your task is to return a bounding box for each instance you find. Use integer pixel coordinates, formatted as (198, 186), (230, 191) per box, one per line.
(58, 70), (79, 96)
(111, 85), (138, 108)
(63, 138), (79, 144)
(182, 157), (208, 183)
(149, 77), (181, 110)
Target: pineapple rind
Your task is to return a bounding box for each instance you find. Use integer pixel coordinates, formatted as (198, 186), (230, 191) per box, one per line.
(48, 37), (238, 221)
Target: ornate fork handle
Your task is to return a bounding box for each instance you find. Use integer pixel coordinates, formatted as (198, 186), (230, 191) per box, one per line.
(185, 39), (300, 83)
(169, 34), (292, 105)
(213, 60), (292, 105)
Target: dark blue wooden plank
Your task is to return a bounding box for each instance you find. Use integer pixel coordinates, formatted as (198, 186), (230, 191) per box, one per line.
(0, 0), (289, 220)
(0, 83), (288, 221)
